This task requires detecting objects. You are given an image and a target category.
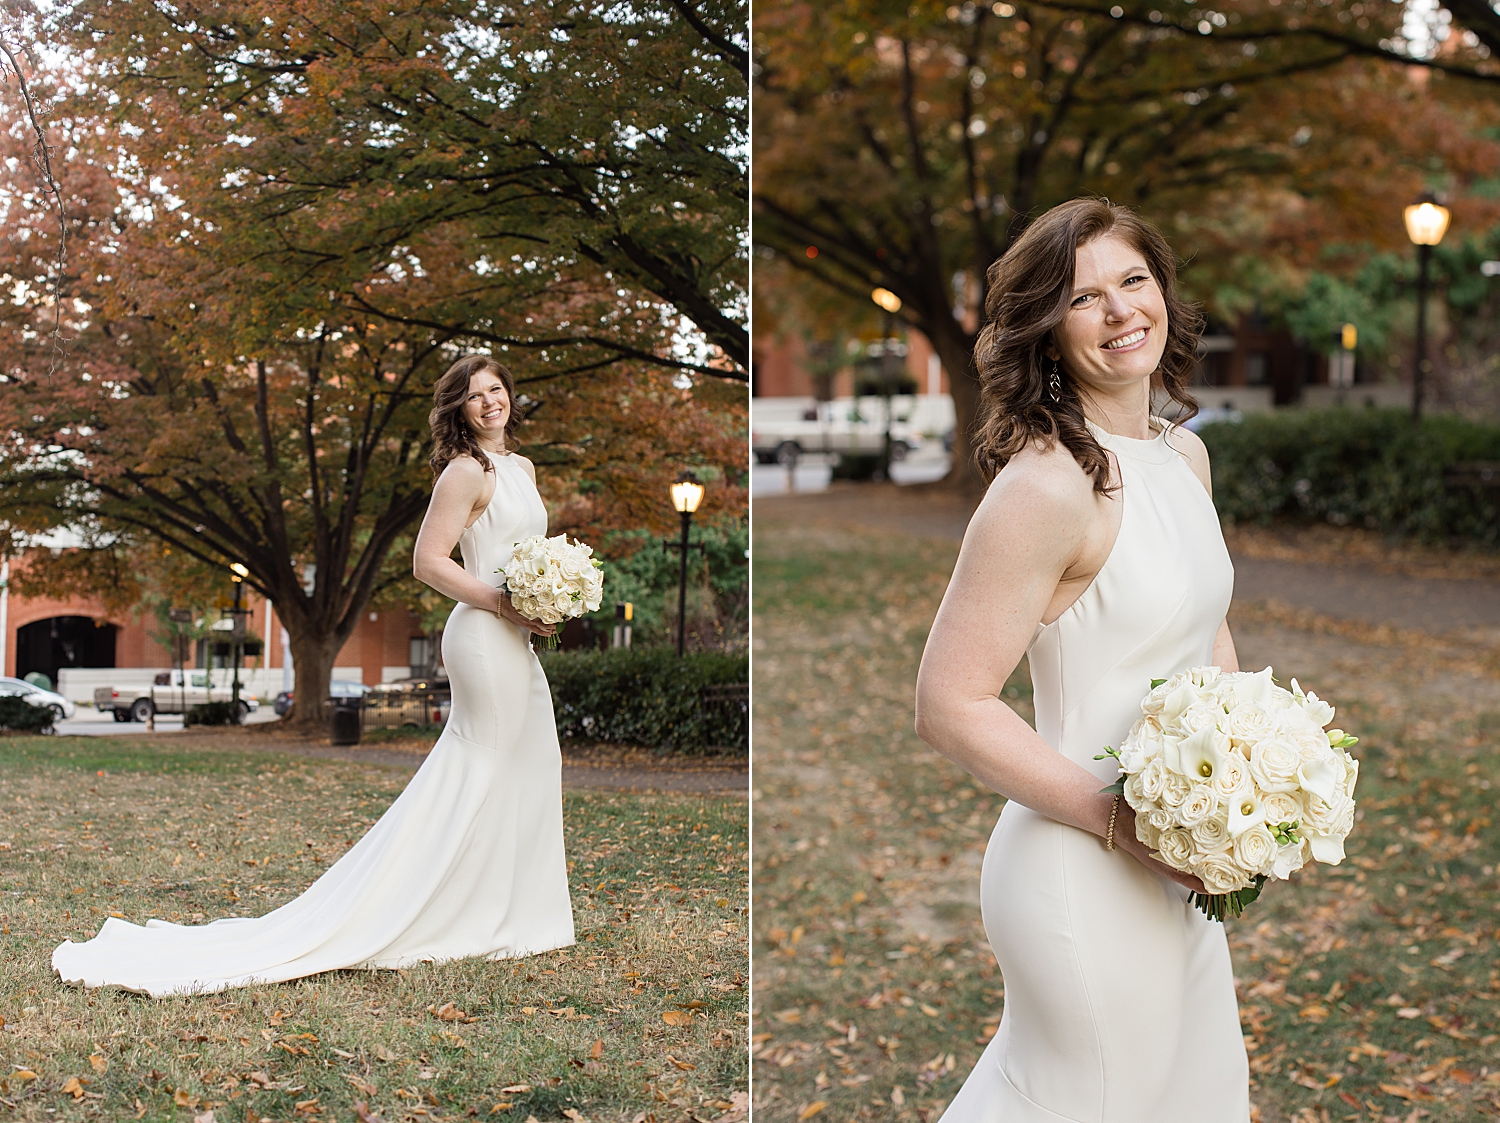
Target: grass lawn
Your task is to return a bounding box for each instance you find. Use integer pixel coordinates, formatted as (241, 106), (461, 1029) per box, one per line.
(0, 736), (748, 1123)
(751, 508), (1500, 1123)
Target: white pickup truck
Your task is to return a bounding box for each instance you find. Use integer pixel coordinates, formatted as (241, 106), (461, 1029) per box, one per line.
(95, 670), (260, 723)
(752, 396), (928, 465)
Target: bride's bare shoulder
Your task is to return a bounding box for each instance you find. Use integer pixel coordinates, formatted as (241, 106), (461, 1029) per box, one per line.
(968, 438), (1097, 547)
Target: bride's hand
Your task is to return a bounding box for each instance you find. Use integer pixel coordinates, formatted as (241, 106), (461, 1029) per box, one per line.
(494, 591), (557, 637)
(1111, 802), (1208, 895)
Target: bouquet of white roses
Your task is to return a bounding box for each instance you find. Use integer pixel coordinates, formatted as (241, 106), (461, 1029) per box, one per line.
(496, 534), (605, 649)
(1098, 666), (1359, 921)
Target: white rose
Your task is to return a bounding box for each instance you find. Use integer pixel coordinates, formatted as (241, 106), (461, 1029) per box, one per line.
(1226, 702), (1276, 746)
(1260, 790), (1303, 827)
(1146, 807), (1174, 833)
(1211, 753), (1247, 801)
(1289, 731), (1334, 761)
(1190, 666), (1223, 690)
(1124, 771), (1148, 808)
(1135, 817), (1162, 851)
(1232, 825), (1278, 876)
(1248, 737), (1302, 793)
(1177, 785), (1219, 828)
(1177, 703), (1223, 736)
(1140, 756), (1169, 803)
(1271, 839), (1309, 880)
(1196, 852), (1251, 894)
(1190, 813), (1232, 854)
(1301, 790), (1347, 834)
(1160, 773), (1192, 809)
(1156, 829), (1194, 870)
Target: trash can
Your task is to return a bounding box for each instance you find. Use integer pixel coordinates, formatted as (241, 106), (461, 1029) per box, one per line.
(330, 697), (361, 746)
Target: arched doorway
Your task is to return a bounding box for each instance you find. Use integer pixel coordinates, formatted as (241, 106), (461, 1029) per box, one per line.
(15, 616), (117, 692)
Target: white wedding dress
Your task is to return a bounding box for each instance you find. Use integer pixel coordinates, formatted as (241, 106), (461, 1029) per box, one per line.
(940, 422), (1248, 1123)
(53, 450), (575, 996)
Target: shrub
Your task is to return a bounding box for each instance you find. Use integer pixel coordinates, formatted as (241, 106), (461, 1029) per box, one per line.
(184, 701), (242, 727)
(0, 695), (54, 734)
(1199, 408), (1500, 545)
(540, 647), (748, 755)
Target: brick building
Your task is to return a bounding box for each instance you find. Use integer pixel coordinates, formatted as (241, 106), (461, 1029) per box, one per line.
(0, 551), (430, 701)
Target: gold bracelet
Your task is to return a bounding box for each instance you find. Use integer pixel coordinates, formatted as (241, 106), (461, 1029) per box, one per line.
(1104, 795), (1120, 851)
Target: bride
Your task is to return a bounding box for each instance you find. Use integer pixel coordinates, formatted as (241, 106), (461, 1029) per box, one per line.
(52, 354), (575, 995)
(914, 200), (1248, 1121)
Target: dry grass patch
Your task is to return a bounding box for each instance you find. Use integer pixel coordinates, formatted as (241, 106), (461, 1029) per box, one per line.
(0, 737), (747, 1123)
(752, 511), (1500, 1123)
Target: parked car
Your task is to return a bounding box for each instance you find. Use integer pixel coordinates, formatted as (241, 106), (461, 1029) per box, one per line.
(752, 397), (926, 465)
(273, 680), (371, 717)
(0, 676), (76, 721)
(94, 670), (261, 723)
(365, 676), (451, 729)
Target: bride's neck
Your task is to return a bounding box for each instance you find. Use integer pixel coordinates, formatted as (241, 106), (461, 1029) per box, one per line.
(1078, 385), (1155, 440)
(473, 434), (508, 456)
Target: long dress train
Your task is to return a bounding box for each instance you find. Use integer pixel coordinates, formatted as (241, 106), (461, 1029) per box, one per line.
(939, 422), (1249, 1123)
(52, 450), (574, 996)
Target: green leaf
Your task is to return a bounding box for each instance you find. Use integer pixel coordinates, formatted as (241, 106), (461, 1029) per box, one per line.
(1150, 678), (1167, 689)
(1098, 779), (1126, 796)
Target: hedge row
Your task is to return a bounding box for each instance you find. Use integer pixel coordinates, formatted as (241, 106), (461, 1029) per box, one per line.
(0, 696), (54, 733)
(1199, 408), (1500, 545)
(540, 647), (747, 755)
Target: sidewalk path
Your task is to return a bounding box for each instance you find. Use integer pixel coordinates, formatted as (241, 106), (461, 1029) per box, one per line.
(755, 484), (1500, 635)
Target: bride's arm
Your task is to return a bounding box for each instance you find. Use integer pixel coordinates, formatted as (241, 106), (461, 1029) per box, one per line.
(412, 457), (555, 634)
(914, 453), (1206, 892)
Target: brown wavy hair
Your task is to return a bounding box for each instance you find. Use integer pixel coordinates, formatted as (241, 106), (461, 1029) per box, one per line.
(428, 355), (522, 478)
(971, 198), (1202, 493)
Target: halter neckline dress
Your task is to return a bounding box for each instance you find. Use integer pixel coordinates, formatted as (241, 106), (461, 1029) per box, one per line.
(940, 419), (1248, 1123)
(53, 449), (574, 995)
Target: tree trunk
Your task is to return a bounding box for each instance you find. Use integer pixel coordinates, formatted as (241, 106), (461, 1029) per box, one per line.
(280, 623), (344, 731)
(924, 318), (986, 494)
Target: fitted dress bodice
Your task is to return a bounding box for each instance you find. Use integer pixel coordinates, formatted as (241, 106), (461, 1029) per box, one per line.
(1028, 420), (1235, 781)
(458, 451), (550, 586)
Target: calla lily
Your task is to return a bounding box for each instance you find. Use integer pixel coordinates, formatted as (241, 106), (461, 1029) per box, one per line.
(1227, 787), (1266, 838)
(1308, 832), (1346, 864)
(1169, 725), (1228, 781)
(1162, 680), (1198, 721)
(1232, 667), (1274, 707)
(1297, 756), (1340, 805)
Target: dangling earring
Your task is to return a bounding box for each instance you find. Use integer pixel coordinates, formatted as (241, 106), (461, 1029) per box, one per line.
(1048, 358), (1062, 401)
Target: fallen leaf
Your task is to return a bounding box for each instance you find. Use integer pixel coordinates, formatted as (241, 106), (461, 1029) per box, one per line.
(666, 1056), (697, 1071)
(798, 1103), (826, 1121)
(890, 1088), (905, 1108)
(1452, 1069), (1476, 1085)
(352, 1102), (385, 1123)
(919, 1004), (940, 1018)
(88, 1054), (108, 1075)
(1396, 1008), (1423, 1019)
(12, 1069), (37, 1082)
(173, 1088), (199, 1108)
(500, 1085), (533, 1095)
(293, 1098), (322, 1115)
(562, 1110), (588, 1123)
(429, 1002), (470, 1022)
(248, 1072), (274, 1087)
(345, 1074), (377, 1097)
(590, 1039), (604, 1059)
(193, 1112), (216, 1123)
(62, 1077), (87, 1100)
(662, 1010), (692, 1027)
(521, 1007), (538, 1016)
(490, 1105), (513, 1115)
(373, 1046), (397, 1063)
(1338, 1092), (1360, 1107)
(1378, 1084), (1427, 1102)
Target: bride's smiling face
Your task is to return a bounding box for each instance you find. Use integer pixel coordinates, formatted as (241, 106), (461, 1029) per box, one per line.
(1049, 234), (1169, 397)
(463, 369), (510, 440)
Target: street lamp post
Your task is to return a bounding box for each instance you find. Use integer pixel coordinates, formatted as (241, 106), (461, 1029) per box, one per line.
(665, 476), (706, 657)
(1404, 193), (1451, 422)
(870, 288), (904, 480)
(228, 562), (251, 717)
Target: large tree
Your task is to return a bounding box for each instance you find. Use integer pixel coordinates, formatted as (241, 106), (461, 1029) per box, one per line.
(0, 0), (748, 725)
(752, 0), (1497, 487)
